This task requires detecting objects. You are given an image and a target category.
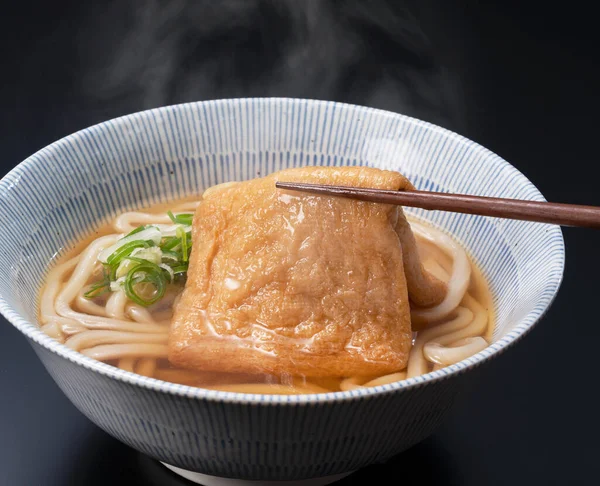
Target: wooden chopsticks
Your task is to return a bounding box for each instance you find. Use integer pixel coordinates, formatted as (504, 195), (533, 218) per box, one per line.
(275, 182), (600, 229)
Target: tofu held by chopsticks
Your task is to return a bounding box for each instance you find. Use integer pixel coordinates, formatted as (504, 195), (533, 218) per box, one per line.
(169, 166), (446, 378)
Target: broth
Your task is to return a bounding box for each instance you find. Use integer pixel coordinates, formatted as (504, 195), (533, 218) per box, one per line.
(39, 197), (494, 394)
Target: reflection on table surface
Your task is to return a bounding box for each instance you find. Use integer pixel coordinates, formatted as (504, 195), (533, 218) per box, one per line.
(78, 433), (461, 486)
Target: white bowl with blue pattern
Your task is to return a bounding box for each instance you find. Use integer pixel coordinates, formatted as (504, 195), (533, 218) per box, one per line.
(0, 99), (564, 485)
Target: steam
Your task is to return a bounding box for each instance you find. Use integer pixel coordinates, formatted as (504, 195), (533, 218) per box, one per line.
(77, 0), (463, 129)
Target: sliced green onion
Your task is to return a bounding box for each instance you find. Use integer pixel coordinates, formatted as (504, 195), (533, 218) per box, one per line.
(161, 236), (181, 251)
(160, 263), (175, 282)
(86, 212), (194, 306)
(115, 247), (162, 279)
(129, 246), (162, 264)
(161, 250), (180, 261)
(167, 211), (194, 226)
(106, 240), (151, 266)
(171, 264), (188, 275)
(125, 225), (148, 237)
(123, 259), (167, 307)
(98, 226), (162, 263)
(84, 268), (111, 298)
(177, 226), (189, 262)
(110, 276), (125, 292)
(107, 262), (118, 282)
(84, 279), (110, 298)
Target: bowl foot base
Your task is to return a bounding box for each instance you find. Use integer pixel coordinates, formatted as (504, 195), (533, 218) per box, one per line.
(160, 463), (353, 486)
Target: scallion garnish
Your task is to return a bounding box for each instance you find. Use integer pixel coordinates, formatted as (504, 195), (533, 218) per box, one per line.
(85, 209), (195, 307)
(161, 236), (181, 251)
(97, 226), (162, 263)
(177, 226), (189, 262)
(125, 225), (148, 237)
(171, 264), (188, 275)
(161, 250), (180, 261)
(123, 259), (167, 306)
(84, 270), (111, 298)
(106, 240), (151, 266)
(167, 211), (194, 226)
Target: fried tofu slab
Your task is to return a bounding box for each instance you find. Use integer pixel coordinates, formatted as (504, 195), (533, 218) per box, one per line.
(169, 166), (445, 377)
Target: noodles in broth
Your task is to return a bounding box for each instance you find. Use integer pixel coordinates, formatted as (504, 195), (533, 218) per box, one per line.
(39, 197), (493, 394)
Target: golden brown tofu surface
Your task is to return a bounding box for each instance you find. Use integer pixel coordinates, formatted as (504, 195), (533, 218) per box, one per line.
(169, 166), (439, 377)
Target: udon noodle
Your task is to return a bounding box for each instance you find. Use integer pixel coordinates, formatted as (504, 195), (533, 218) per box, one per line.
(39, 198), (493, 394)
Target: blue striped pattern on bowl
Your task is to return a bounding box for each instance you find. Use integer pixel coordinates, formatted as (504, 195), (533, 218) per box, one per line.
(0, 99), (564, 480)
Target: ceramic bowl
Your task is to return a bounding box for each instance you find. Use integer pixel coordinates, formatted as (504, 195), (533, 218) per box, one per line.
(0, 99), (564, 485)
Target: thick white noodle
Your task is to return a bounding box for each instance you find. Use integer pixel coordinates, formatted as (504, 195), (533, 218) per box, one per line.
(76, 289), (107, 317)
(113, 212), (173, 233)
(55, 236), (118, 306)
(43, 234), (168, 333)
(113, 201), (200, 233)
(40, 256), (80, 324)
(38, 199), (489, 392)
(126, 304), (156, 323)
(339, 376), (366, 391)
(424, 337), (488, 365)
(136, 358), (157, 377)
(407, 306), (474, 378)
(409, 220), (471, 322)
(106, 290), (128, 319)
(118, 357), (135, 372)
(81, 343), (168, 361)
(65, 330), (167, 352)
(40, 322), (63, 341)
(407, 293), (489, 377)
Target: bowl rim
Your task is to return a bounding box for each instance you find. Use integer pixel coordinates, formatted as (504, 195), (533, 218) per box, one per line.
(0, 97), (565, 405)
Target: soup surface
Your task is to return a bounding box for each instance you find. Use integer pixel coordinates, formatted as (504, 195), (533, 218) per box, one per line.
(39, 171), (494, 394)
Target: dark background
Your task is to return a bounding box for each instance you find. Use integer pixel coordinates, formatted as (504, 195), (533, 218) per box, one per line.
(1, 1), (599, 485)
